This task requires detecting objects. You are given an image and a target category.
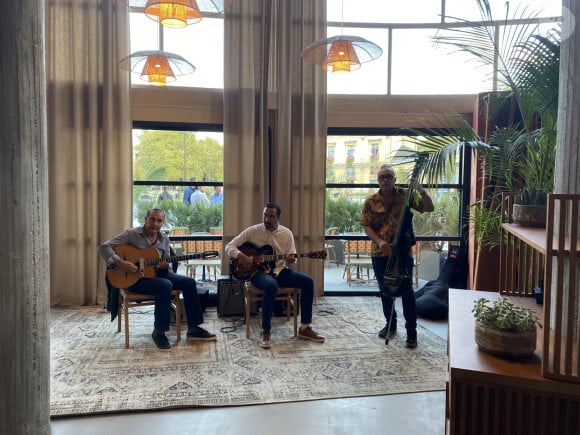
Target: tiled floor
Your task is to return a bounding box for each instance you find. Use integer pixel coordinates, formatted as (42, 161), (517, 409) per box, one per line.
(50, 262), (449, 435)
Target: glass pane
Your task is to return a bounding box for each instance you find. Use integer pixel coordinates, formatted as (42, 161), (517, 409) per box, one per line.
(329, 0), (443, 24)
(132, 129), (224, 230)
(128, 13), (223, 89)
(391, 28), (493, 94)
(163, 17), (224, 89)
(445, 0), (561, 22)
(412, 188), (461, 236)
(326, 134), (462, 238)
(326, 27), (389, 95)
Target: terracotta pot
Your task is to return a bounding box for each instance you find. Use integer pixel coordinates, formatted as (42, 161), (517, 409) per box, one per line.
(474, 321), (536, 359)
(512, 204), (547, 227)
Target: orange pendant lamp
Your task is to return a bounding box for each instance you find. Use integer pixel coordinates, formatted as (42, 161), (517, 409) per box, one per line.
(119, 1), (224, 28)
(119, 50), (195, 86)
(145, 0), (202, 28)
(302, 35), (382, 73)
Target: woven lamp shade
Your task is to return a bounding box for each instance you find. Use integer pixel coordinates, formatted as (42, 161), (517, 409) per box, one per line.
(119, 50), (195, 86)
(145, 0), (202, 28)
(118, 0), (224, 28)
(302, 35), (382, 73)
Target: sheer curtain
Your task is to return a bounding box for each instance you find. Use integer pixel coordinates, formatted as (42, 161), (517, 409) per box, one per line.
(46, 0), (132, 306)
(223, 0), (327, 295)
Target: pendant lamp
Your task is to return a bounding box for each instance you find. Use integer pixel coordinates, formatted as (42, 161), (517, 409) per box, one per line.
(119, 50), (195, 86)
(119, 0), (224, 28)
(302, 35), (382, 73)
(301, 0), (382, 72)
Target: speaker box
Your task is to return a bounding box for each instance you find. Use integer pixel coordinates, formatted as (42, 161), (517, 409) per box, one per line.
(217, 279), (255, 317)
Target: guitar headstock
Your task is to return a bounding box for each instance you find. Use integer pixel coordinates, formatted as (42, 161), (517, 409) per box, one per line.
(203, 251), (220, 259)
(308, 250), (328, 260)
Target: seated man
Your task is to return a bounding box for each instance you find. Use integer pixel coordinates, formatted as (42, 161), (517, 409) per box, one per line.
(98, 208), (216, 350)
(225, 202), (325, 349)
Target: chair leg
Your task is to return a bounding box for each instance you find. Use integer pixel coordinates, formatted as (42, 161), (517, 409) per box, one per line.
(123, 296), (130, 348)
(174, 292), (182, 342)
(117, 294), (122, 333)
(292, 291), (298, 337)
(245, 292), (251, 339)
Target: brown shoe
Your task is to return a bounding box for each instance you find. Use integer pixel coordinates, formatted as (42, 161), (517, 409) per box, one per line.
(260, 330), (271, 349)
(298, 326), (325, 343)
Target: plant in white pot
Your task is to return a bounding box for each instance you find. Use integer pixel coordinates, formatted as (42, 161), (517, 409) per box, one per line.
(472, 297), (542, 359)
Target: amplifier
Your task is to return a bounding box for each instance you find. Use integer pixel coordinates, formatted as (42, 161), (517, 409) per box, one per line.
(217, 279), (256, 316)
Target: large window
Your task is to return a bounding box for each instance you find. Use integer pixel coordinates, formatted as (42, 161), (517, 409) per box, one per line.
(324, 132), (466, 286)
(132, 128), (224, 232)
(128, 1), (561, 94)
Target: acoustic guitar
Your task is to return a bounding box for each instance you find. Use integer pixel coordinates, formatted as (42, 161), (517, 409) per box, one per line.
(230, 242), (327, 281)
(107, 244), (219, 288)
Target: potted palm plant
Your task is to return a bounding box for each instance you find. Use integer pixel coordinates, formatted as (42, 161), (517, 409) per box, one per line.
(402, 0), (560, 286)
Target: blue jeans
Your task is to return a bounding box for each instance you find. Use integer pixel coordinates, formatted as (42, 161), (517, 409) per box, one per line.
(371, 255), (417, 335)
(250, 268), (314, 331)
(128, 272), (203, 332)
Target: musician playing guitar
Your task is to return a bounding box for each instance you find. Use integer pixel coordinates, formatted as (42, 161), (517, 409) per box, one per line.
(225, 202), (325, 349)
(98, 207), (216, 350)
(360, 164), (434, 349)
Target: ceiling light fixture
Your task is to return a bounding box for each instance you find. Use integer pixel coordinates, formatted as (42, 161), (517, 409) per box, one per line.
(119, 50), (196, 86)
(119, 0), (224, 28)
(302, 35), (382, 73)
(301, 0), (382, 73)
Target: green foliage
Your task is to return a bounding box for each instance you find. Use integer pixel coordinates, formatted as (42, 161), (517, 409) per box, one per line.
(412, 190), (460, 236)
(403, 0), (560, 249)
(135, 197), (223, 233)
(468, 205), (503, 248)
(134, 130), (223, 181)
(324, 194), (364, 233)
(516, 186), (549, 206)
(472, 297), (542, 332)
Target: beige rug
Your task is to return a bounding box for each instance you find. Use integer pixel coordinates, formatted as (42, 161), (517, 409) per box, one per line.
(50, 296), (447, 417)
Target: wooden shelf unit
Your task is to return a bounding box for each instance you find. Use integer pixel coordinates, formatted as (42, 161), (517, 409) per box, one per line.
(446, 289), (580, 435)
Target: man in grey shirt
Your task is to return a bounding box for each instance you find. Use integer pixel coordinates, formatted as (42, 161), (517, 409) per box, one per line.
(99, 208), (216, 350)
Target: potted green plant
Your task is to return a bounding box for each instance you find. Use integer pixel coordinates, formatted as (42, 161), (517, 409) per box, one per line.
(472, 297), (542, 358)
(400, 0), (560, 288)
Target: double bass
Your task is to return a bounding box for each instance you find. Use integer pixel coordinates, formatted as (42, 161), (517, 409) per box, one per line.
(382, 158), (424, 343)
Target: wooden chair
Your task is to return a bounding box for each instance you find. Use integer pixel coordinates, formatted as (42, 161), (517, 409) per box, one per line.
(243, 282), (300, 339)
(342, 239), (373, 285)
(324, 227), (339, 266)
(117, 288), (182, 348)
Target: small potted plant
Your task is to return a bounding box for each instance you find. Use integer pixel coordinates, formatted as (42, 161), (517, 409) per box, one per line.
(472, 297), (542, 359)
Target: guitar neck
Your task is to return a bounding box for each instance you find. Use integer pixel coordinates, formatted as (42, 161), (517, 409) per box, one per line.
(145, 252), (206, 266)
(254, 252), (309, 262)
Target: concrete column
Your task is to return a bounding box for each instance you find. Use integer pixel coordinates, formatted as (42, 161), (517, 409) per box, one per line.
(555, 0), (580, 194)
(0, 1), (51, 434)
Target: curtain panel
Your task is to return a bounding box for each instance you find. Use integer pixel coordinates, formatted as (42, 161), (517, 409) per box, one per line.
(46, 0), (132, 306)
(223, 0), (327, 295)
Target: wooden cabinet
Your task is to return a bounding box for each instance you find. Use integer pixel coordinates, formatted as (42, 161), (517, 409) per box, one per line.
(446, 289), (580, 435)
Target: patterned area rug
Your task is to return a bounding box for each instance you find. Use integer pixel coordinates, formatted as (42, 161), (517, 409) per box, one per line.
(50, 296), (447, 417)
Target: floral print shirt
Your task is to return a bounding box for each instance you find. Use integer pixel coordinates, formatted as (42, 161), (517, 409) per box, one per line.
(360, 187), (421, 256)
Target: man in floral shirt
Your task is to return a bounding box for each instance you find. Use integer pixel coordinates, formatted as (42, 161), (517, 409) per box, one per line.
(360, 164), (434, 348)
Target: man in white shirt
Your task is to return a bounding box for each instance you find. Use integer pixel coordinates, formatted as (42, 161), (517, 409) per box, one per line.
(225, 203), (325, 349)
(189, 186), (210, 206)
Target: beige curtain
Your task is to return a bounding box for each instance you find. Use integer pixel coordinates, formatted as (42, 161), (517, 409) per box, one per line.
(223, 0), (327, 295)
(46, 0), (132, 306)
(271, 1), (327, 295)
